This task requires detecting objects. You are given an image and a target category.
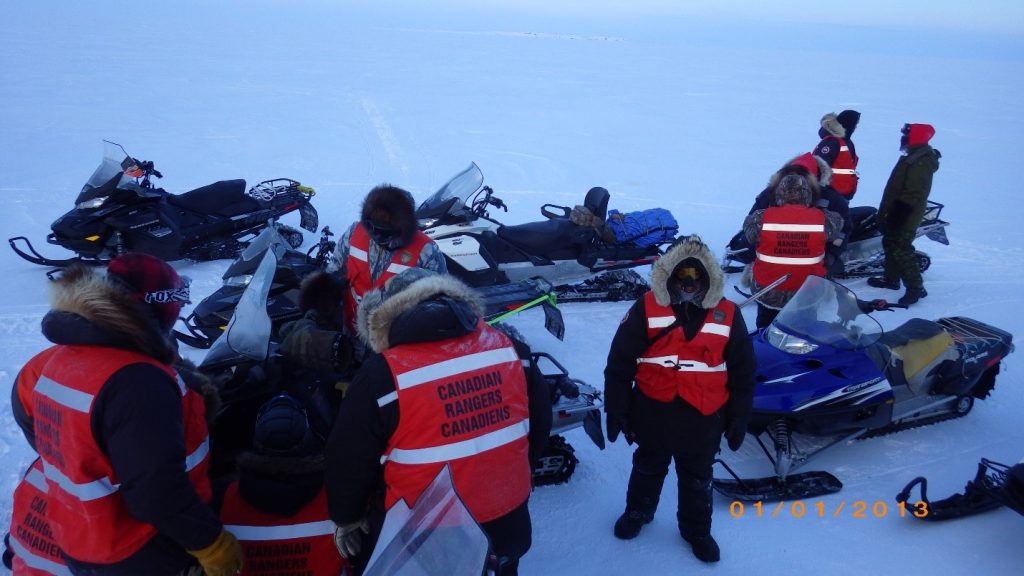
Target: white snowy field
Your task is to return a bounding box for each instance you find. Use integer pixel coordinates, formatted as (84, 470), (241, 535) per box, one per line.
(2, 1), (1023, 574)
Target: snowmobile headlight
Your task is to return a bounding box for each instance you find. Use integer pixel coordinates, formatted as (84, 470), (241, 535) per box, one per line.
(418, 217), (438, 228)
(224, 274), (254, 287)
(76, 196), (109, 209)
(766, 325), (818, 355)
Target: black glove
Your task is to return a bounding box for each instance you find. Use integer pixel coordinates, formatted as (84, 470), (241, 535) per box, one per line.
(606, 413), (634, 445)
(887, 200), (914, 229)
(333, 518), (369, 559)
(279, 313), (349, 373)
(725, 417), (748, 452)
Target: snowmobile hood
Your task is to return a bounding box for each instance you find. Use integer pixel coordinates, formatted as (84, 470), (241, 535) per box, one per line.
(358, 273), (483, 353)
(651, 235), (723, 308)
(45, 264), (178, 363)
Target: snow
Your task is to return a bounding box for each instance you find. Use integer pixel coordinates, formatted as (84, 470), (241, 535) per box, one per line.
(2, 1), (1023, 574)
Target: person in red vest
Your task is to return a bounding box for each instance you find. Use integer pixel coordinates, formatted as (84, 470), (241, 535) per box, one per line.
(8, 254), (243, 576)
(603, 235), (756, 563)
(814, 110), (861, 200)
(280, 184), (447, 373)
(744, 169), (844, 328)
(324, 268), (550, 576)
(214, 394), (352, 576)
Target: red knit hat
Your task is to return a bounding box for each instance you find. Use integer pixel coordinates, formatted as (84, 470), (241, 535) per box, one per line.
(788, 152), (820, 178)
(107, 253), (190, 331)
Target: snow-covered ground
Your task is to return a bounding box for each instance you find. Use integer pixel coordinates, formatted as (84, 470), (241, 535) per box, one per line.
(2, 1), (1023, 574)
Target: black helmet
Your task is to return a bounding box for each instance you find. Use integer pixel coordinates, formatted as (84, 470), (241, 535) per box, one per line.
(252, 394), (320, 458)
(668, 257), (710, 305)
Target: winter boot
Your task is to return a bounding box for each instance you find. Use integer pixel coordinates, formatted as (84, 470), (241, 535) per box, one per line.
(613, 508), (655, 540)
(868, 276), (901, 290)
(898, 286), (928, 306)
(681, 531), (721, 563)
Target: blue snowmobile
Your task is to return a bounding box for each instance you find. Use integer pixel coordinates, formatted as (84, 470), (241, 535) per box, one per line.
(714, 275), (1014, 501)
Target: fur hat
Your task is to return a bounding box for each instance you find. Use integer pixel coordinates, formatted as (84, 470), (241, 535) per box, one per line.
(820, 112), (845, 138)
(360, 184), (418, 249)
(357, 268), (482, 353)
(774, 173), (812, 207)
(650, 235), (724, 309)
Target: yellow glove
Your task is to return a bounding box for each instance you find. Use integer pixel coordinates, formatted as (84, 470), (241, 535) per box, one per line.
(188, 529), (244, 576)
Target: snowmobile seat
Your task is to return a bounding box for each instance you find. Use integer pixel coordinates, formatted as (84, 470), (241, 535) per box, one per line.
(878, 318), (958, 395)
(848, 206), (878, 242)
(499, 218), (597, 254)
(166, 179), (261, 216)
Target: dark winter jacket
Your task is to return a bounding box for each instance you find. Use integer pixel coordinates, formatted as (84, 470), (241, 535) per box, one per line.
(10, 265), (222, 575)
(603, 238), (756, 434)
(325, 274), (550, 563)
(879, 127), (941, 234)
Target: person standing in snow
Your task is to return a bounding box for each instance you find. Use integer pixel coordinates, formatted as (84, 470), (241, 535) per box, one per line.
(9, 254), (243, 576)
(324, 268), (550, 576)
(868, 123), (942, 306)
(281, 184), (447, 372)
(214, 393), (352, 576)
(814, 110), (861, 200)
(603, 235), (756, 563)
(744, 163), (844, 328)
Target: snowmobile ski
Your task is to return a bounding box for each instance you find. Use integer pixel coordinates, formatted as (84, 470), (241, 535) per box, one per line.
(713, 458), (842, 502)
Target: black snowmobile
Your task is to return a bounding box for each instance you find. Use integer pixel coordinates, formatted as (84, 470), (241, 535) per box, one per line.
(713, 276), (1014, 502)
(176, 221), (567, 350)
(895, 457), (1024, 521)
(721, 200), (950, 279)
(9, 140), (318, 267)
(416, 162), (677, 303)
(198, 246), (602, 485)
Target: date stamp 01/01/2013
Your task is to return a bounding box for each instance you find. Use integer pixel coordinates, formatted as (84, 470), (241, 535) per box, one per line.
(728, 499), (930, 519)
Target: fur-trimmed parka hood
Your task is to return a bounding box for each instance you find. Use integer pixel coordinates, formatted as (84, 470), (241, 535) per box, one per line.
(820, 112), (845, 139)
(650, 235), (724, 308)
(361, 184), (418, 247)
(44, 264), (177, 364)
(357, 273), (484, 353)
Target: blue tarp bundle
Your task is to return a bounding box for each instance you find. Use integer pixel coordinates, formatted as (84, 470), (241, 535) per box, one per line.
(606, 208), (678, 247)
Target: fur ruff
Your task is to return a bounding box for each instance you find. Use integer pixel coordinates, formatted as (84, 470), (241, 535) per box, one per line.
(766, 155), (832, 194)
(358, 274), (483, 353)
(650, 235), (724, 308)
(820, 112), (846, 138)
(49, 264), (176, 363)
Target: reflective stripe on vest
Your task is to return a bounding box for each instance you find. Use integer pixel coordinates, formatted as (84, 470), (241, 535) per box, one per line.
(220, 483), (350, 576)
(636, 293), (734, 415)
(344, 224), (432, 333)
(753, 204), (827, 292)
(382, 323), (531, 523)
(11, 458), (71, 576)
(30, 346), (212, 563)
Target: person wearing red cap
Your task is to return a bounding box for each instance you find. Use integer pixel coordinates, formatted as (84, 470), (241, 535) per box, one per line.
(814, 110), (861, 200)
(9, 253), (243, 576)
(746, 153), (851, 276)
(868, 123), (942, 306)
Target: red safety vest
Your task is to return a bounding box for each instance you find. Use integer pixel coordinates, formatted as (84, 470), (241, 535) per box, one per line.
(636, 293), (735, 415)
(828, 137), (858, 198)
(344, 224), (433, 333)
(753, 205), (827, 292)
(9, 458), (70, 576)
(29, 346), (212, 564)
(220, 482), (351, 576)
(381, 322), (531, 523)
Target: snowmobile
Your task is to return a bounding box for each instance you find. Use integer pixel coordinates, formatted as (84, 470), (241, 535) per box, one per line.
(175, 221), (566, 350)
(198, 246), (601, 485)
(721, 200), (950, 279)
(895, 457), (1024, 521)
(9, 140), (319, 267)
(416, 162), (674, 303)
(712, 275), (1014, 502)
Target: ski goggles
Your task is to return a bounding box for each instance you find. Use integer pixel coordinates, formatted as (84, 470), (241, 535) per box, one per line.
(363, 219), (401, 246)
(674, 266), (702, 282)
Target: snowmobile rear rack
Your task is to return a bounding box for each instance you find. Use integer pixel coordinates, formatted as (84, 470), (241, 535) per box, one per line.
(895, 458), (1018, 521)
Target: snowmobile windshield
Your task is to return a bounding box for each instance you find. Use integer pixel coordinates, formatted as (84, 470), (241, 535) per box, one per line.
(76, 140), (144, 203)
(771, 275), (883, 352)
(203, 246), (278, 368)
(416, 162), (485, 220)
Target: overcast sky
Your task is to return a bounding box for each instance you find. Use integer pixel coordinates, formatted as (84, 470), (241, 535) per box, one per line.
(352, 0), (1024, 35)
